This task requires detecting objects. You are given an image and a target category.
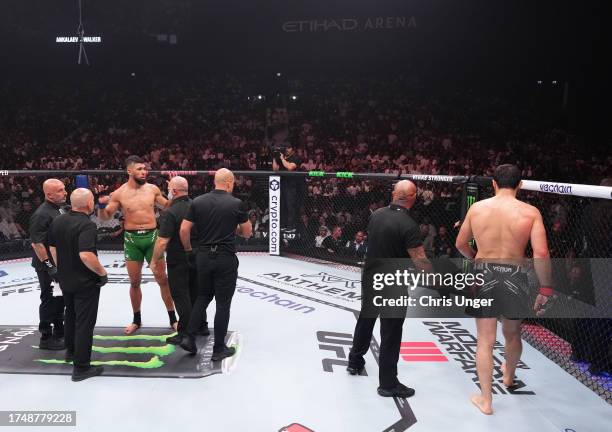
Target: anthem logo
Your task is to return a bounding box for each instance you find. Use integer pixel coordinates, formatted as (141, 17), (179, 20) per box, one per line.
(300, 272), (360, 290)
(261, 272), (361, 303)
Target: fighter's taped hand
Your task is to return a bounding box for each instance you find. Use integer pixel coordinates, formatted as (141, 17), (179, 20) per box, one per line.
(97, 195), (110, 209)
(539, 286), (554, 296)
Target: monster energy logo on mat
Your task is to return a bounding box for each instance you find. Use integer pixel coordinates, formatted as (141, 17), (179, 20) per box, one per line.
(35, 334), (177, 369)
(0, 326), (234, 378)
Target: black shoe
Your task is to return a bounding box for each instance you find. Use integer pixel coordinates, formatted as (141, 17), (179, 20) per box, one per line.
(196, 327), (210, 336)
(39, 336), (65, 351)
(71, 365), (104, 382)
(211, 346), (236, 362)
(65, 351), (74, 363)
(166, 333), (183, 345)
(347, 365), (365, 375)
(179, 335), (198, 354)
(53, 328), (64, 340)
(377, 383), (415, 398)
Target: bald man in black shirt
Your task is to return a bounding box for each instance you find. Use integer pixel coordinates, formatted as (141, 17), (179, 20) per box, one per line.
(49, 188), (108, 381)
(150, 176), (207, 345)
(178, 169), (252, 360)
(347, 180), (432, 398)
(29, 178), (68, 350)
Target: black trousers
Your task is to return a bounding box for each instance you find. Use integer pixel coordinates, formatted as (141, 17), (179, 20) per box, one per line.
(348, 314), (406, 389)
(36, 269), (65, 337)
(63, 286), (101, 370)
(167, 260), (202, 333)
(188, 252), (238, 351)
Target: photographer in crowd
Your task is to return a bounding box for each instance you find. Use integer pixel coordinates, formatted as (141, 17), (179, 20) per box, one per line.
(272, 143), (302, 229)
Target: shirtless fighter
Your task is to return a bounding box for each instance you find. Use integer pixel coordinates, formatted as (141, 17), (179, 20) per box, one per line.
(455, 164), (553, 415)
(98, 155), (177, 334)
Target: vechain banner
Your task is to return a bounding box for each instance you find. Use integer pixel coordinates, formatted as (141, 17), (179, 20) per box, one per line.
(268, 176), (281, 256)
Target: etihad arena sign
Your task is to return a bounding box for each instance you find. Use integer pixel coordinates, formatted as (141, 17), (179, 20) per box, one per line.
(56, 36), (102, 43)
(282, 16), (417, 33)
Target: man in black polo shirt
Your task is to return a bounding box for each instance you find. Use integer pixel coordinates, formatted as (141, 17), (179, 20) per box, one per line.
(29, 178), (67, 350)
(49, 188), (108, 381)
(178, 168), (252, 360)
(347, 180), (432, 398)
(150, 176), (207, 345)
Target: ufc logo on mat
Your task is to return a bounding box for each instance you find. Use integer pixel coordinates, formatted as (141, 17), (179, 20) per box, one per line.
(316, 331), (367, 375)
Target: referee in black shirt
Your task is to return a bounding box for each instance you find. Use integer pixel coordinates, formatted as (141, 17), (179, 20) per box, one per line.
(150, 176), (207, 345)
(29, 178), (67, 350)
(347, 180), (432, 398)
(178, 169), (252, 360)
(49, 189), (108, 381)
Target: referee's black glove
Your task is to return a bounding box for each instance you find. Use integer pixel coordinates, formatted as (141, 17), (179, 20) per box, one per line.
(185, 250), (197, 270)
(96, 274), (108, 289)
(43, 259), (59, 282)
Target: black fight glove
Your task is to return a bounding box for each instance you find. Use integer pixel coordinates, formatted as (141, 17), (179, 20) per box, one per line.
(43, 259), (58, 282)
(96, 274), (108, 289)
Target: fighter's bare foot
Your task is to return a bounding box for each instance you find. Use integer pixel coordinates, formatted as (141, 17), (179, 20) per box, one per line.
(470, 395), (493, 415)
(124, 323), (141, 335)
(171, 321), (178, 331)
(501, 362), (516, 388)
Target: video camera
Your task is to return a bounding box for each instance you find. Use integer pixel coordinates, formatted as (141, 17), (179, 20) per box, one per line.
(269, 142), (288, 160)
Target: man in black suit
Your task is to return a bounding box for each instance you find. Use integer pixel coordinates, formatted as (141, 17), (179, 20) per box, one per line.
(345, 231), (367, 259)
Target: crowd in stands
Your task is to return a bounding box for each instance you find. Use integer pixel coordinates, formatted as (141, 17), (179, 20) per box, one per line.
(1, 75), (610, 258)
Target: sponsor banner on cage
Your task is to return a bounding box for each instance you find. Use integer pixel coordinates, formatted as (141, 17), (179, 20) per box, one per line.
(522, 179), (612, 199)
(269, 176), (281, 256)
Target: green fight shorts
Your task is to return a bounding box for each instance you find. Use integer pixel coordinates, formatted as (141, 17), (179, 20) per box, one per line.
(124, 229), (158, 263)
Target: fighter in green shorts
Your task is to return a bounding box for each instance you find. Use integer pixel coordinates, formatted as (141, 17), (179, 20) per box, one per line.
(96, 156), (177, 335)
(124, 229), (158, 263)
